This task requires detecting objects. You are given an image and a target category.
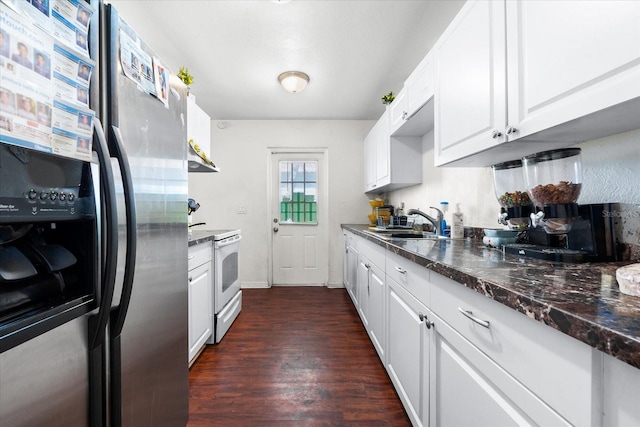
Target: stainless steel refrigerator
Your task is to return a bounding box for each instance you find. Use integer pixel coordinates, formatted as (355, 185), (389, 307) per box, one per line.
(0, 1), (189, 425)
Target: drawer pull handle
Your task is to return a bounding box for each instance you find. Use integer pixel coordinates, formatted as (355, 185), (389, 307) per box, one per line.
(394, 266), (407, 274)
(188, 255), (195, 260)
(458, 307), (490, 328)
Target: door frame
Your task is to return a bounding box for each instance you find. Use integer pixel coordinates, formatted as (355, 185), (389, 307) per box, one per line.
(267, 147), (329, 287)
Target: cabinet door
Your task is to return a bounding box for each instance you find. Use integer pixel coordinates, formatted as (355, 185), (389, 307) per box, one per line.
(405, 51), (434, 117)
(387, 277), (430, 427)
(367, 262), (385, 362)
(429, 312), (570, 427)
(434, 0), (507, 166)
(188, 261), (212, 363)
(363, 127), (376, 192)
(389, 88), (408, 135)
(507, 1), (640, 141)
(187, 95), (212, 164)
(346, 244), (359, 307)
(374, 110), (390, 187)
(356, 254), (370, 328)
(343, 233), (349, 287)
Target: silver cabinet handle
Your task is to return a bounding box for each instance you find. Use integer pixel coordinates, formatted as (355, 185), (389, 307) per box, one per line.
(394, 266), (407, 274)
(505, 126), (518, 135)
(418, 312), (433, 329)
(491, 130), (503, 139)
(188, 255), (195, 260)
(402, 111), (408, 120)
(458, 307), (490, 328)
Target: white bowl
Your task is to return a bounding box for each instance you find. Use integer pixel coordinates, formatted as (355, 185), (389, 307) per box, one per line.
(617, 263), (640, 297)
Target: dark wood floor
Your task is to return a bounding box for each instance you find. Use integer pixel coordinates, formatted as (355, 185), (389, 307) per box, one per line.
(187, 287), (411, 426)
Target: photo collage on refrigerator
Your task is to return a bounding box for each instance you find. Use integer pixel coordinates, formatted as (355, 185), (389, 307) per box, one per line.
(0, 0), (95, 162)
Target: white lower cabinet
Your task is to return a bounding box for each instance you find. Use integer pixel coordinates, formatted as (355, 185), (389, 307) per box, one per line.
(356, 239), (386, 362)
(430, 272), (602, 427)
(188, 243), (213, 365)
(343, 231), (359, 307)
(429, 310), (569, 426)
(387, 276), (430, 427)
(345, 232), (640, 426)
(602, 352), (640, 426)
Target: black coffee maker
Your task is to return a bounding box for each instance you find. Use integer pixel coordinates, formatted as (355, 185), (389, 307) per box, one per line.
(500, 148), (617, 263)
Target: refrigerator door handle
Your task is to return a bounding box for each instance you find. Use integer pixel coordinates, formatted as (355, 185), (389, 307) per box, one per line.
(108, 125), (137, 427)
(88, 118), (119, 349)
(87, 118), (119, 427)
(108, 125), (137, 339)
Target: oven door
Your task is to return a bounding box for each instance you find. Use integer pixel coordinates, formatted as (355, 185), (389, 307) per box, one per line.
(214, 234), (241, 313)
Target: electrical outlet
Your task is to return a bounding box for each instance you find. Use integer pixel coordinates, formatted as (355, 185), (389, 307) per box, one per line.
(237, 207), (247, 214)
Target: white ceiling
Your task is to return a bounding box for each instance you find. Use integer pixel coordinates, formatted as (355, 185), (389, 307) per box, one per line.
(107, 0), (464, 120)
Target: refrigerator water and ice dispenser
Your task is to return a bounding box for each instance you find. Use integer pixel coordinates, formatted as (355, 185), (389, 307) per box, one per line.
(0, 144), (98, 351)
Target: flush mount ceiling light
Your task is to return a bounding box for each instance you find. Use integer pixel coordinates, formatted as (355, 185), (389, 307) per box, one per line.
(278, 71), (310, 94)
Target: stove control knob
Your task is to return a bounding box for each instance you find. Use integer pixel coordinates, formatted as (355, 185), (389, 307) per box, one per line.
(50, 192), (58, 201)
(28, 189), (37, 200)
(59, 192), (66, 201)
(39, 191), (49, 200)
(67, 193), (75, 202)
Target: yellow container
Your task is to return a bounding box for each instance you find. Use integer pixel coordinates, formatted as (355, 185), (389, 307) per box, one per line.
(369, 199), (385, 209)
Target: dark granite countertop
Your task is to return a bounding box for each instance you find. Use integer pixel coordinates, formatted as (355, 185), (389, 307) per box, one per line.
(342, 224), (640, 370)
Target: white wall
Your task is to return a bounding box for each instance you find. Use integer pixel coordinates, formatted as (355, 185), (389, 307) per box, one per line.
(188, 120), (374, 288)
(385, 128), (640, 245)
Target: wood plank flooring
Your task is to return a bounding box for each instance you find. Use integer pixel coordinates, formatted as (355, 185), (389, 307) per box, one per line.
(188, 287), (411, 426)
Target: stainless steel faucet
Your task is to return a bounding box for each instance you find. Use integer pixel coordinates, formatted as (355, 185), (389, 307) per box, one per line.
(407, 207), (444, 235)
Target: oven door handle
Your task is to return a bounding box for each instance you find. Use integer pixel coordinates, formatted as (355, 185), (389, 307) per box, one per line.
(217, 235), (242, 248)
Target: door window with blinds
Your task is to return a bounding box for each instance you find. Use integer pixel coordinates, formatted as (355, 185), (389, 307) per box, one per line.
(279, 160), (318, 224)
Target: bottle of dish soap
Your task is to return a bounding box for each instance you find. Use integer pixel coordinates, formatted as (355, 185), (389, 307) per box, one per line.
(451, 203), (464, 239)
(439, 201), (449, 236)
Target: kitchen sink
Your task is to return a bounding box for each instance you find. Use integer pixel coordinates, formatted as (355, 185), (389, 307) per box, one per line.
(363, 229), (447, 240)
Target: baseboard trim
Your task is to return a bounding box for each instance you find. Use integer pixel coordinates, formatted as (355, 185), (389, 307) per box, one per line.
(240, 281), (270, 289)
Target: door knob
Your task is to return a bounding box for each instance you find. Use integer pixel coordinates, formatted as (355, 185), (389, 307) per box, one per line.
(273, 226), (279, 232)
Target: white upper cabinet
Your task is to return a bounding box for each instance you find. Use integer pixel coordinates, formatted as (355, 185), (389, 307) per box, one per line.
(389, 88), (408, 135)
(187, 94), (218, 172)
(405, 50), (435, 120)
(364, 109), (422, 194)
(434, 0), (507, 166)
(391, 51), (436, 137)
(506, 1), (640, 142)
(434, 0), (640, 167)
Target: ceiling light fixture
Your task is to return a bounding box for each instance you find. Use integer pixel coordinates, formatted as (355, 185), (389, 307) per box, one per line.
(278, 71), (310, 94)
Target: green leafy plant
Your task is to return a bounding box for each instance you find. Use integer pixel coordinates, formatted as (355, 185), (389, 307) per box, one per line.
(178, 67), (194, 87)
(381, 91), (395, 105)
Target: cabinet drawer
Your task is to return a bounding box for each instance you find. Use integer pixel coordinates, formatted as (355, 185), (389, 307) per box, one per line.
(430, 272), (601, 427)
(357, 237), (385, 270)
(431, 311), (569, 427)
(188, 242), (212, 271)
(385, 250), (429, 305)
